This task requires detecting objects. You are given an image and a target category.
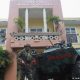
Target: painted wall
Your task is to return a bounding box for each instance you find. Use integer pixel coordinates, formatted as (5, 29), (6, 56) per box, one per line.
(29, 19), (43, 27)
(29, 19), (53, 32)
(75, 25), (80, 44)
(76, 26), (80, 36)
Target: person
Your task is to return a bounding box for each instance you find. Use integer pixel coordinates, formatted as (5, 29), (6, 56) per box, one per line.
(57, 40), (65, 48)
(17, 44), (33, 80)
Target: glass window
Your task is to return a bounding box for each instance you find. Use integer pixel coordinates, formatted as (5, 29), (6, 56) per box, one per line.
(66, 27), (76, 34)
(66, 28), (70, 34)
(37, 29), (42, 32)
(30, 29), (36, 32)
(71, 28), (75, 33)
(66, 27), (77, 43)
(30, 28), (49, 32)
(0, 28), (6, 44)
(30, 28), (42, 32)
(0, 29), (6, 34)
(66, 34), (78, 43)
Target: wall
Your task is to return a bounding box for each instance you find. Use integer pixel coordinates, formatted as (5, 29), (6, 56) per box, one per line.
(29, 19), (53, 32)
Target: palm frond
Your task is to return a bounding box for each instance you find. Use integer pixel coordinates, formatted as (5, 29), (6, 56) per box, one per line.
(14, 17), (25, 32)
(48, 16), (61, 24)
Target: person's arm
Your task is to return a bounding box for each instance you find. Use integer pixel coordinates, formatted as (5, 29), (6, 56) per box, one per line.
(17, 58), (25, 64)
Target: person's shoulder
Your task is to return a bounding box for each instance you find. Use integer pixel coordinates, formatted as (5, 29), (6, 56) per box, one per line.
(18, 48), (26, 55)
(21, 48), (26, 52)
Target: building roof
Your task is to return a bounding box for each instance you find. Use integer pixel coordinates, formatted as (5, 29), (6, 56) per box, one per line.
(0, 19), (8, 27)
(64, 18), (80, 20)
(0, 19), (8, 21)
(64, 18), (80, 25)
(64, 20), (80, 25)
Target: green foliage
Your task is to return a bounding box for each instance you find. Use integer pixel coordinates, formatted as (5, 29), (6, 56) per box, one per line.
(0, 48), (12, 73)
(48, 16), (61, 31)
(0, 46), (4, 54)
(48, 16), (60, 24)
(14, 17), (25, 32)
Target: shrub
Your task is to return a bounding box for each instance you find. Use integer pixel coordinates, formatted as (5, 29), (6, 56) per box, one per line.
(0, 47), (12, 79)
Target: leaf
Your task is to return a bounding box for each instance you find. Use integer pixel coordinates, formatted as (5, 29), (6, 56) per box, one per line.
(14, 17), (25, 32)
(48, 16), (60, 24)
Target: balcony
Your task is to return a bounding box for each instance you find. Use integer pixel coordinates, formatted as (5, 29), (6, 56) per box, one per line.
(10, 32), (61, 48)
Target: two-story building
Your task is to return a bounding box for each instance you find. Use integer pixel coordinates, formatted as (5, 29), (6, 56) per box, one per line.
(64, 18), (80, 48)
(5, 0), (66, 80)
(6, 0), (66, 52)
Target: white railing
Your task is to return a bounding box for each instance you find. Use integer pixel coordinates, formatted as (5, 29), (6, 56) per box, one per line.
(10, 32), (60, 41)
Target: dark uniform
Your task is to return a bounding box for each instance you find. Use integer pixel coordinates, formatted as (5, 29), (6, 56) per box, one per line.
(17, 45), (33, 80)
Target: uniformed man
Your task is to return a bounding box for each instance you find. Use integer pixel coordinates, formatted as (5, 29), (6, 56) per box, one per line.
(17, 44), (33, 80)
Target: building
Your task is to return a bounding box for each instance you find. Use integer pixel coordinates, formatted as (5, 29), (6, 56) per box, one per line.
(64, 18), (80, 48)
(5, 0), (66, 80)
(6, 0), (66, 52)
(0, 19), (7, 50)
(1, 18), (80, 51)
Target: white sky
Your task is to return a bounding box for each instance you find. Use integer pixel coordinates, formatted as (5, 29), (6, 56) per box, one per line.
(61, 0), (80, 18)
(0, 0), (80, 19)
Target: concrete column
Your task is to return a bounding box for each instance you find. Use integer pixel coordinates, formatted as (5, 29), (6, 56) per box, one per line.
(43, 8), (47, 32)
(25, 8), (28, 33)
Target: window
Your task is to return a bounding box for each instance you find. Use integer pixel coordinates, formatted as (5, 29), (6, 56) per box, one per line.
(66, 28), (76, 34)
(30, 28), (49, 32)
(30, 28), (42, 32)
(0, 29), (6, 34)
(37, 29), (42, 32)
(0, 28), (6, 44)
(66, 28), (70, 33)
(30, 29), (36, 32)
(66, 27), (78, 43)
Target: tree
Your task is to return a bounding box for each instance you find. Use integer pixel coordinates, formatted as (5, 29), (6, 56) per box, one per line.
(0, 47), (12, 80)
(14, 17), (25, 32)
(48, 16), (61, 32)
(48, 16), (66, 44)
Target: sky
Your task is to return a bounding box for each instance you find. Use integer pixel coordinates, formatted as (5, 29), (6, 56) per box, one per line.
(61, 0), (80, 18)
(0, 0), (80, 19)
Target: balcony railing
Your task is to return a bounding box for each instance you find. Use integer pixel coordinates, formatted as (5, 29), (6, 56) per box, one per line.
(10, 32), (60, 41)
